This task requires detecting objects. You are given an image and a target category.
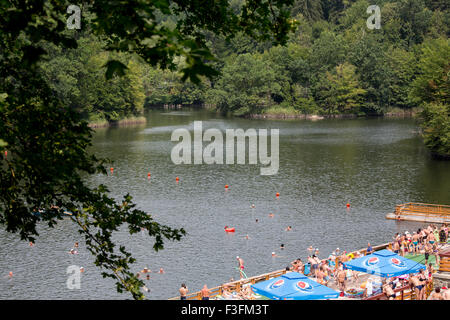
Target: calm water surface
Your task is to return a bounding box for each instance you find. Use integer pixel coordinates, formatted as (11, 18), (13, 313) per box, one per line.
(1, 110), (449, 299)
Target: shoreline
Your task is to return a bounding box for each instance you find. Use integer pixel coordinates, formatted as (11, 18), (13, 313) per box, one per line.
(247, 111), (418, 120)
(88, 116), (147, 128)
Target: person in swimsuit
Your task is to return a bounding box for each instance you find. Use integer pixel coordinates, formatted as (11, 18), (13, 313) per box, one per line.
(410, 274), (421, 299)
(428, 232), (436, 244)
(424, 242), (433, 265)
(237, 256), (244, 279)
(179, 283), (188, 300)
(337, 269), (346, 292)
(201, 284), (210, 300)
(429, 287), (444, 300)
(382, 280), (396, 300)
(417, 269), (427, 300)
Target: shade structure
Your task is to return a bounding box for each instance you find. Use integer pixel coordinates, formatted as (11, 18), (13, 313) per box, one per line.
(251, 272), (339, 300)
(343, 249), (426, 277)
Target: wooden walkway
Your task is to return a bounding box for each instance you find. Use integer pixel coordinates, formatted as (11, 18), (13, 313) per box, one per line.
(386, 202), (450, 223)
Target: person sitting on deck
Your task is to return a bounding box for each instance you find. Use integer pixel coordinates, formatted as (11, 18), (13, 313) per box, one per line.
(429, 287), (444, 300)
(382, 279), (396, 300)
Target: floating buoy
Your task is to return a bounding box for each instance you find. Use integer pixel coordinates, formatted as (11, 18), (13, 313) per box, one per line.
(176, 176), (179, 182)
(225, 184), (229, 189)
(276, 192), (280, 198)
(346, 203), (350, 208)
(4, 150), (7, 158)
(224, 226), (235, 232)
(110, 167), (114, 175)
(147, 172), (151, 179)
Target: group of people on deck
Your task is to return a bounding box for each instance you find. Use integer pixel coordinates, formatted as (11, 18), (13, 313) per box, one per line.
(177, 223), (449, 300)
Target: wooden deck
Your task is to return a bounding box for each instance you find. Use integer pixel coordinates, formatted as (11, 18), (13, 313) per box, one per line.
(169, 242), (393, 300)
(386, 202), (450, 224)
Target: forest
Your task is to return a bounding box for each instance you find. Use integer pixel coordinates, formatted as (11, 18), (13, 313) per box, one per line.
(40, 0), (449, 156)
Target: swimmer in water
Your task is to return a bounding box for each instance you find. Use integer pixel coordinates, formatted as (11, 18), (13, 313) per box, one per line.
(158, 268), (164, 274)
(251, 204), (255, 209)
(141, 267), (151, 274)
(255, 219), (259, 223)
(269, 213), (274, 218)
(80, 267), (85, 273)
(285, 226), (292, 231)
(280, 244), (285, 250)
(74, 242), (79, 248)
(244, 234), (250, 240)
(146, 274), (150, 280)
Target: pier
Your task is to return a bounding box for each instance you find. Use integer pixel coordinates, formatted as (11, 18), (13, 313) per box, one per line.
(385, 203), (450, 224)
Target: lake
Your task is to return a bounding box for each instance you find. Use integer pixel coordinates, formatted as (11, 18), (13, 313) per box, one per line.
(1, 109), (449, 299)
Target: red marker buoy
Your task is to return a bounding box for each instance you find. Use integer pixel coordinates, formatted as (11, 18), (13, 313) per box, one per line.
(110, 167), (114, 175)
(147, 172), (151, 179)
(346, 203), (350, 208)
(176, 177), (179, 182)
(224, 226), (235, 232)
(276, 192), (280, 198)
(4, 150), (7, 158)
(225, 185), (229, 189)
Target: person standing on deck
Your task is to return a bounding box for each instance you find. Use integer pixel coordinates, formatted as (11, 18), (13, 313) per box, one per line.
(366, 243), (373, 255)
(237, 256), (245, 279)
(424, 241), (433, 266)
(179, 283), (188, 300)
(201, 284), (210, 300)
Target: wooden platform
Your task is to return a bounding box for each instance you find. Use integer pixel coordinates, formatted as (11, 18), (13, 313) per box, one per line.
(386, 202), (450, 224)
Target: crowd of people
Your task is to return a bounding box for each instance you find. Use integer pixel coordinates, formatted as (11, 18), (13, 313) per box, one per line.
(287, 223), (450, 300)
(176, 223), (449, 300)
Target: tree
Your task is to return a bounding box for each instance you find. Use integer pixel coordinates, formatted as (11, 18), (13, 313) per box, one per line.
(410, 38), (450, 105)
(411, 37), (450, 157)
(207, 53), (288, 116)
(419, 103), (450, 157)
(0, 0), (295, 299)
(314, 62), (367, 114)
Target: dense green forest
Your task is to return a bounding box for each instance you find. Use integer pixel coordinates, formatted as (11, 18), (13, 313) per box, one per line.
(41, 0), (449, 152)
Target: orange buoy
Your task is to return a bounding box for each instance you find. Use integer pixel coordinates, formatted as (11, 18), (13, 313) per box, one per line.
(110, 167), (114, 174)
(225, 185), (229, 189)
(176, 176), (179, 182)
(276, 192), (280, 197)
(147, 172), (151, 179)
(346, 203), (350, 208)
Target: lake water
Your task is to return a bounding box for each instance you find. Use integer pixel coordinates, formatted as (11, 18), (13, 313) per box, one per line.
(1, 109), (449, 299)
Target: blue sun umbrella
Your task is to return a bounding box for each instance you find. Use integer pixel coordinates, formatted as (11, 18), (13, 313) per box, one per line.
(343, 249), (426, 277)
(251, 272), (339, 300)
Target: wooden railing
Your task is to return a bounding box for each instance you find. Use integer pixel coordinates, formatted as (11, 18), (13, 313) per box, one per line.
(169, 242), (393, 300)
(168, 269), (288, 300)
(365, 279), (434, 300)
(394, 203), (450, 219)
(438, 256), (450, 272)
